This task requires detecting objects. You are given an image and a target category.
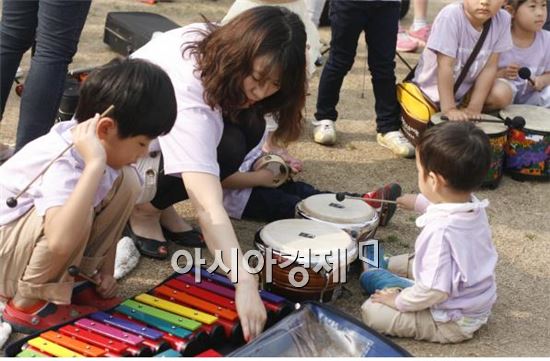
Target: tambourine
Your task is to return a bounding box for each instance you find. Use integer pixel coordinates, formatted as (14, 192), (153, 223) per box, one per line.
(252, 153), (291, 187)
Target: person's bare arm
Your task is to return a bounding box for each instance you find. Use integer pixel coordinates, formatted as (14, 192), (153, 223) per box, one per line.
(221, 169), (276, 189)
(45, 115), (106, 256)
(533, 71), (550, 91)
(437, 53), (470, 121)
(181, 172), (267, 341)
(466, 52), (500, 116)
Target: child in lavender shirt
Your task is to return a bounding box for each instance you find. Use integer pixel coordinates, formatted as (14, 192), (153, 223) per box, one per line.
(360, 122), (497, 344)
(412, 0), (513, 121)
(493, 0), (550, 107)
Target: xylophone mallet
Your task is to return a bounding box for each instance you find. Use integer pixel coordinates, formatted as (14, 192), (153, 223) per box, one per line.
(335, 192), (398, 204)
(67, 265), (100, 286)
(5, 105), (115, 208)
(440, 115), (526, 129)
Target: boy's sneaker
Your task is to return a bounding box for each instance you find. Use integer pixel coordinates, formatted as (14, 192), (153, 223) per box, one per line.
(312, 119), (337, 145)
(396, 26), (418, 53)
(377, 130), (415, 158)
(363, 183), (402, 226)
(408, 24), (431, 47)
(1, 300), (96, 334)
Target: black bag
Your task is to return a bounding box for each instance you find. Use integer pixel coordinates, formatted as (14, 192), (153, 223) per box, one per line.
(103, 12), (179, 56)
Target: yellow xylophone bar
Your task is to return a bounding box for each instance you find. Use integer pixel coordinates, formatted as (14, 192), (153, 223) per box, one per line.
(27, 337), (84, 357)
(135, 293), (218, 325)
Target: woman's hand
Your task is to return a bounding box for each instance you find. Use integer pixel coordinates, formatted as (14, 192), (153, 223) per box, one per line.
(235, 277), (267, 342)
(396, 194), (417, 211)
(72, 114), (106, 167)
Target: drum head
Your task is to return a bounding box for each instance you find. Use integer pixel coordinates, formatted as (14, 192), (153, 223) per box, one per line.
(500, 105), (550, 133)
(297, 194), (375, 224)
(258, 219), (356, 266)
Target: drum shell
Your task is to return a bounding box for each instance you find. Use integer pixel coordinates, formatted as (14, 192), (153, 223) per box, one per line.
(430, 113), (507, 188)
(504, 127), (550, 181)
(254, 229), (354, 303)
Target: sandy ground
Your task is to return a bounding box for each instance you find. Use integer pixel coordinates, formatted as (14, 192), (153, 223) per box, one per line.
(1, 0), (549, 357)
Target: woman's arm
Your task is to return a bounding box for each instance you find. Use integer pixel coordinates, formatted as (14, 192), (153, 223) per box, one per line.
(181, 171), (267, 341)
(221, 169), (277, 189)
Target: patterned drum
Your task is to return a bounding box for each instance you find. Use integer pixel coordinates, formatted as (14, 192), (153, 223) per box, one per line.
(431, 113), (507, 188)
(500, 105), (550, 181)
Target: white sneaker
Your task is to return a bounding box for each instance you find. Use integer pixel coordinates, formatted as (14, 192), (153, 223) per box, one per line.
(377, 130), (415, 158)
(312, 119), (337, 145)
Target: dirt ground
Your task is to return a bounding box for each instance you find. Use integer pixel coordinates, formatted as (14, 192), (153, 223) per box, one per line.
(1, 0), (549, 357)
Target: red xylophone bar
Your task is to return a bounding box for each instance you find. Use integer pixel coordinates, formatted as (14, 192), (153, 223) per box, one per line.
(176, 274), (291, 322)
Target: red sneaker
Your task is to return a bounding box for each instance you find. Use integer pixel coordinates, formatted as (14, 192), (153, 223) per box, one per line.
(72, 282), (122, 311)
(363, 183), (402, 226)
(2, 301), (96, 334)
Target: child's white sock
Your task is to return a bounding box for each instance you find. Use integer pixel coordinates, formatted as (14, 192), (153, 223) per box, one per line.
(411, 18), (428, 31)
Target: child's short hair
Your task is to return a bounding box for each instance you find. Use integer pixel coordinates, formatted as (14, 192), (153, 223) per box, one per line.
(417, 122), (491, 192)
(75, 58), (176, 139)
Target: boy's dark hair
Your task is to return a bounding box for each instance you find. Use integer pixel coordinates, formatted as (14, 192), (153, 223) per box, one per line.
(417, 122), (491, 192)
(75, 58), (176, 139)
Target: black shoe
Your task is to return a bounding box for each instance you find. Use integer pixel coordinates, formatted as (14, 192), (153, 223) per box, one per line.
(161, 226), (206, 248)
(124, 223), (169, 260)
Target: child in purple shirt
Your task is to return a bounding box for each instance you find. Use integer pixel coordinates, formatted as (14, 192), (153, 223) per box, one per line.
(493, 0), (550, 107)
(412, 0), (513, 121)
(360, 121), (498, 344)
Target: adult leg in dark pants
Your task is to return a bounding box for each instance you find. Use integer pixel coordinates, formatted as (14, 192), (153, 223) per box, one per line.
(0, 0), (91, 152)
(313, 1), (414, 158)
(242, 181), (323, 222)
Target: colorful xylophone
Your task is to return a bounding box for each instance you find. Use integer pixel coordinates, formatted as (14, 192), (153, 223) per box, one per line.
(6, 267), (292, 357)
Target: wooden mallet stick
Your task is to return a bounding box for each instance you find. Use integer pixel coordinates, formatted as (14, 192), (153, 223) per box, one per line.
(335, 192), (398, 204)
(5, 105), (115, 208)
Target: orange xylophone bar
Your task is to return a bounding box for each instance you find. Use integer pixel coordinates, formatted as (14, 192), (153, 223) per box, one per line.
(177, 273), (292, 322)
(163, 278), (245, 343)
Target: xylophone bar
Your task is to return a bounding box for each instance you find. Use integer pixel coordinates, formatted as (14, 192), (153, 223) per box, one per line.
(122, 299), (202, 331)
(88, 312), (170, 354)
(59, 324), (129, 356)
(190, 267), (287, 304)
(154, 348), (182, 357)
(16, 348), (50, 357)
(41, 330), (106, 357)
(115, 304), (193, 339)
(162, 279), (244, 343)
(26, 336), (83, 357)
(177, 274), (292, 321)
(195, 348), (223, 357)
(135, 293), (218, 325)
(153, 284), (238, 321)
(112, 310), (208, 356)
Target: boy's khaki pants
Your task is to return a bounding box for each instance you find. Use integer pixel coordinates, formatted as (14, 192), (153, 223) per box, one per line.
(0, 167), (140, 305)
(361, 253), (472, 344)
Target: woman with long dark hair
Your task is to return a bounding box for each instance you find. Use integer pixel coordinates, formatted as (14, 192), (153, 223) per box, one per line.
(130, 6), (307, 340)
